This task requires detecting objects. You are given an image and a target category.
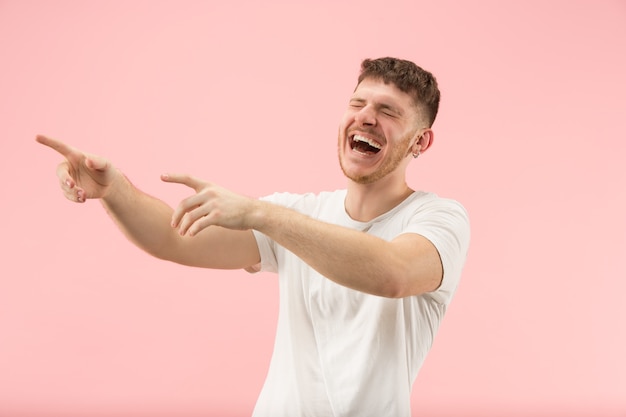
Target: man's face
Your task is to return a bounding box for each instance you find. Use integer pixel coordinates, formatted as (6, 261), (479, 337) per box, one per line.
(338, 78), (422, 185)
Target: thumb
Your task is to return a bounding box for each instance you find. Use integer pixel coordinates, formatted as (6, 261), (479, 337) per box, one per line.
(85, 154), (110, 172)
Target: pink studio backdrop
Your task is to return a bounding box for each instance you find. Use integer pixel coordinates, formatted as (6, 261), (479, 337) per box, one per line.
(1, 1), (625, 416)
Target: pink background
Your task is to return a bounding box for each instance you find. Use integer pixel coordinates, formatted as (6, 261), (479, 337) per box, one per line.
(1, 0), (625, 416)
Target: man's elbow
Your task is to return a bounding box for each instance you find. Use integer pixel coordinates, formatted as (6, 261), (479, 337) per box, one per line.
(381, 270), (442, 298)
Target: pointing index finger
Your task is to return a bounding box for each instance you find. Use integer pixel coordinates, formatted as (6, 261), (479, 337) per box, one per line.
(161, 173), (205, 191)
(36, 135), (75, 157)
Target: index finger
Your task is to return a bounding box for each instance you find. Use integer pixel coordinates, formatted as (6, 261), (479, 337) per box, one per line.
(161, 173), (206, 192)
(36, 135), (75, 157)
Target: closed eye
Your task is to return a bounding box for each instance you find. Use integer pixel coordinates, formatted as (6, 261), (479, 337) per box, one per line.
(349, 99), (365, 109)
(379, 104), (401, 117)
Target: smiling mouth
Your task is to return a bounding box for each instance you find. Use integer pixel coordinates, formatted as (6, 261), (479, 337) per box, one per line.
(350, 134), (382, 154)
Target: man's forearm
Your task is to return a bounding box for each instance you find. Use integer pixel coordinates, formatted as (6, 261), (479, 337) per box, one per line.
(251, 202), (442, 298)
(100, 172), (179, 260)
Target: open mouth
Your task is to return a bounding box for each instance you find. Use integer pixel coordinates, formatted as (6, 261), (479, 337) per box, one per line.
(350, 134), (382, 155)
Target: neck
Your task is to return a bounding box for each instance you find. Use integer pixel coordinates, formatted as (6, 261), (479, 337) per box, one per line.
(345, 176), (414, 222)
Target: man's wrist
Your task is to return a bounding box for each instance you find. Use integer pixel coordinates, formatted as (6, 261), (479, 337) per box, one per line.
(101, 169), (129, 204)
(247, 199), (266, 231)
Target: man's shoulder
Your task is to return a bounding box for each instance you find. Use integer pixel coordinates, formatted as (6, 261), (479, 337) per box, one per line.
(407, 191), (467, 214)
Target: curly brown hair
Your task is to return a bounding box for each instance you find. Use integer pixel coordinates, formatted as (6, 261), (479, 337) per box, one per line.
(357, 57), (440, 127)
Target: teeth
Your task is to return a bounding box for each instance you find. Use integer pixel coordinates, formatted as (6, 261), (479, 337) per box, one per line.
(352, 134), (382, 150)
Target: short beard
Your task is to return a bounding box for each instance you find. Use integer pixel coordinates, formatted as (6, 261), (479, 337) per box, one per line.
(338, 131), (413, 184)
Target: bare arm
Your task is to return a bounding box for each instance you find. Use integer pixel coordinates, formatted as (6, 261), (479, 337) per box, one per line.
(167, 174), (443, 298)
(36, 135), (260, 270)
(101, 173), (259, 268)
(251, 203), (442, 298)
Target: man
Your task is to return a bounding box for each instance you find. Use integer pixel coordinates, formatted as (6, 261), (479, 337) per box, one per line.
(37, 57), (470, 417)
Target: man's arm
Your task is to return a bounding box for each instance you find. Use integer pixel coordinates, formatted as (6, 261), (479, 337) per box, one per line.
(101, 173), (260, 269)
(165, 174), (443, 298)
(251, 203), (443, 298)
(36, 135), (260, 270)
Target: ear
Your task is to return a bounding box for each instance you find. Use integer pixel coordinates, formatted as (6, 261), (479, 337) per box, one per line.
(412, 128), (434, 155)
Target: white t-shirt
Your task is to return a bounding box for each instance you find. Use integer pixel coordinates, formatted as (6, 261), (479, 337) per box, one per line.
(251, 189), (470, 417)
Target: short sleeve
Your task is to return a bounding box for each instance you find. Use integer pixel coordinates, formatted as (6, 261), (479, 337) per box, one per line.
(403, 199), (470, 304)
(250, 192), (313, 274)
(252, 228), (279, 273)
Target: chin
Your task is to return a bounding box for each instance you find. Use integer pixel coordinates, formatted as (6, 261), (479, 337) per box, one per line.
(339, 162), (380, 185)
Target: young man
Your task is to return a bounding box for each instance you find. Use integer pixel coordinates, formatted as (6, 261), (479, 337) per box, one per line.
(37, 57), (470, 417)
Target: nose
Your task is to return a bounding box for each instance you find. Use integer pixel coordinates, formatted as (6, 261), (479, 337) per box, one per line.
(354, 105), (377, 127)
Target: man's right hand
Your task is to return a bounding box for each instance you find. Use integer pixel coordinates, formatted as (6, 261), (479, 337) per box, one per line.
(36, 135), (119, 203)
(36, 134), (261, 270)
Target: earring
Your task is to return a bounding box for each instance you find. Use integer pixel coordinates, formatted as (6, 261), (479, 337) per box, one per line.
(413, 135), (423, 159)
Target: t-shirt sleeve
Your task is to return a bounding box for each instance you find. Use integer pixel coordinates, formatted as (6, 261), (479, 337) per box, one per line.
(251, 192), (308, 274)
(252, 228), (279, 273)
(403, 198), (470, 304)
